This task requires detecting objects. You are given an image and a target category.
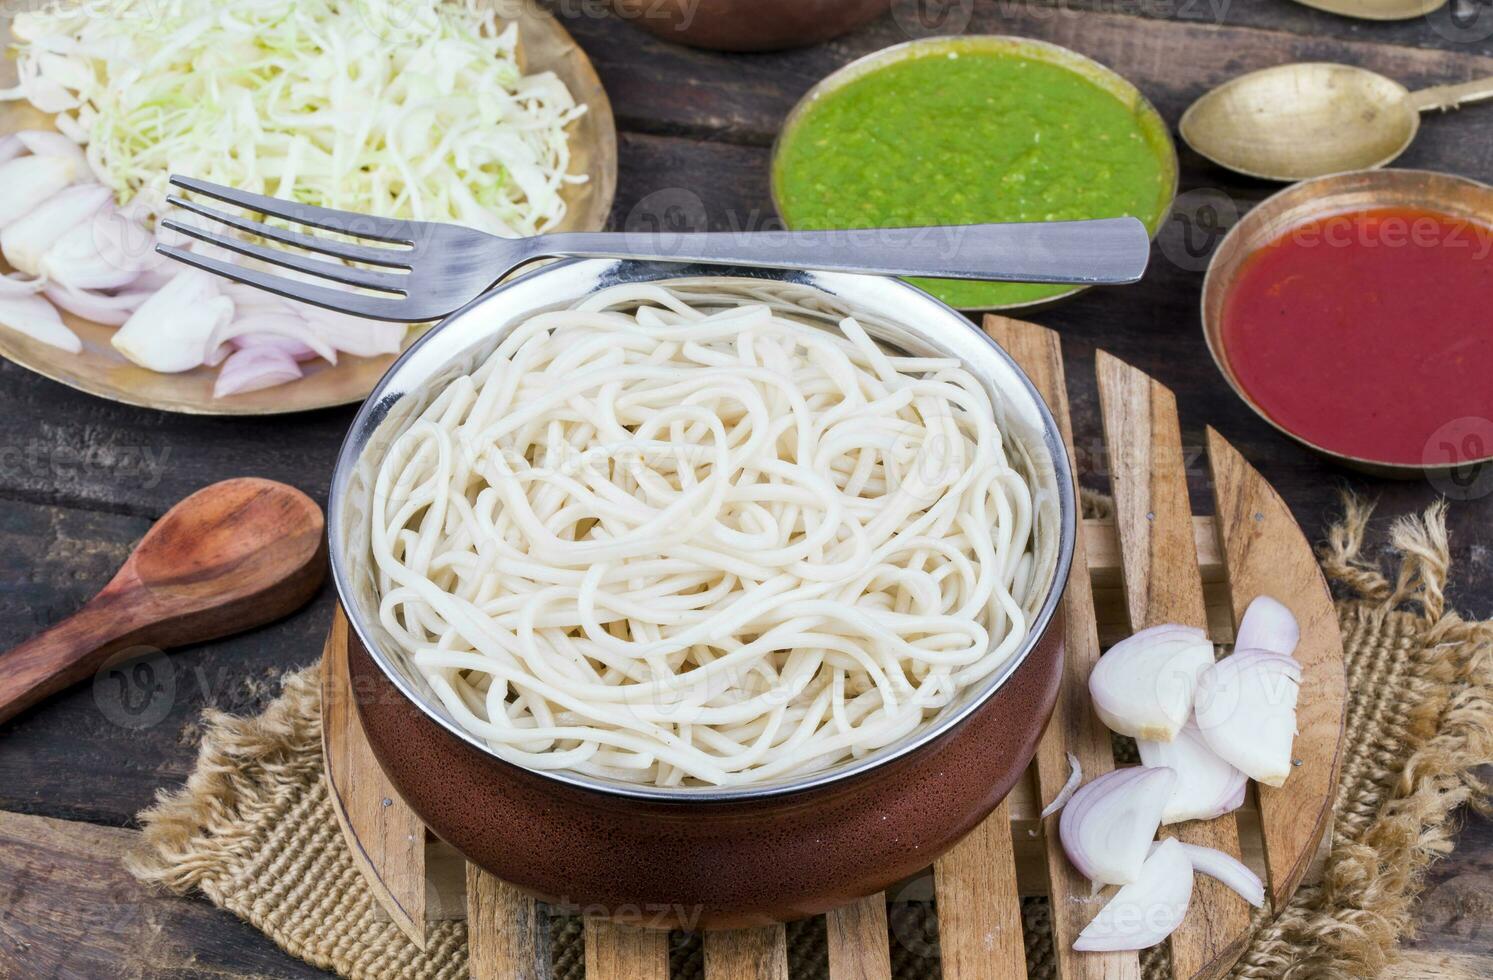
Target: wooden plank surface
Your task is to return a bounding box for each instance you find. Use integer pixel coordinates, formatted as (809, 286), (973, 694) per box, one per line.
(987, 315), (1140, 978)
(703, 926), (789, 980)
(825, 895), (893, 980)
(1097, 351), (1252, 980)
(319, 608), (426, 949)
(1207, 428), (1347, 909)
(584, 918), (670, 980)
(932, 798), (1028, 979)
(0, 2), (1491, 977)
(466, 864), (551, 980)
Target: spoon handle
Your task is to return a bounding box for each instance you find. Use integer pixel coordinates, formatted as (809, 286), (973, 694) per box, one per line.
(0, 581), (150, 725)
(1407, 76), (1493, 113)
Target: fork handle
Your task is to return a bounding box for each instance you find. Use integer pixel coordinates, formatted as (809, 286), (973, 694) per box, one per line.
(532, 217), (1151, 285)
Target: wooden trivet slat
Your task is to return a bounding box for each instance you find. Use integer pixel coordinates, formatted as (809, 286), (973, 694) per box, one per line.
(320, 318), (1346, 980)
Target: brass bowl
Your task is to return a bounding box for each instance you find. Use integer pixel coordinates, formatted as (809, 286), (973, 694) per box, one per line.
(1201, 168), (1493, 478)
(0, 0), (617, 416)
(608, 0), (888, 52)
(770, 35), (1177, 313)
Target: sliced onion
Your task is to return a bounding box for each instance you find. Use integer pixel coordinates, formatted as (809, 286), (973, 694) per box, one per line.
(1089, 625), (1216, 741)
(297, 303), (409, 357)
(0, 154), (78, 225)
(1235, 595), (1299, 657)
(15, 130), (89, 170)
(210, 313), (338, 365)
(214, 345), (303, 397)
(42, 202), (157, 291)
(1, 183), (111, 276)
(1137, 720), (1248, 825)
(1059, 766), (1176, 886)
(1152, 840), (1264, 909)
(0, 135), (24, 166)
(42, 282), (153, 326)
(1074, 837), (1195, 952)
(1194, 649), (1302, 787)
(1039, 752), (1084, 820)
(231, 332), (320, 362)
(0, 272), (43, 295)
(113, 268), (236, 372)
(0, 291), (80, 352)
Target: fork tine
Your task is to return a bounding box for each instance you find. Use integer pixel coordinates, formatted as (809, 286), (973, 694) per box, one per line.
(169, 175), (420, 245)
(156, 245), (428, 322)
(166, 196), (412, 268)
(162, 218), (409, 295)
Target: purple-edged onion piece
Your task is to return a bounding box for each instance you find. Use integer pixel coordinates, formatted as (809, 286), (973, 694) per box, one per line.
(1089, 624), (1215, 741)
(1153, 840), (1265, 909)
(1235, 595), (1299, 657)
(1194, 649), (1302, 787)
(1074, 838), (1194, 952)
(1137, 720), (1248, 825)
(1059, 766), (1176, 886)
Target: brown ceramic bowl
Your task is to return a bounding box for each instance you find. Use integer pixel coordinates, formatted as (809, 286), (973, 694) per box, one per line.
(1202, 168), (1493, 479)
(609, 0), (888, 51)
(330, 260), (1076, 927)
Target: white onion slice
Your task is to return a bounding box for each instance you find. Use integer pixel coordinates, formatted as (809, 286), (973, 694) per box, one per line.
(1235, 595), (1299, 657)
(0, 154), (77, 225)
(1074, 838), (1195, 951)
(0, 291), (80, 352)
(1089, 625), (1216, 741)
(210, 313), (338, 365)
(214, 345), (303, 397)
(15, 130), (88, 170)
(1, 183), (111, 276)
(296, 304), (409, 358)
(1194, 649), (1302, 787)
(0, 135), (23, 166)
(42, 203), (157, 291)
(1137, 720), (1248, 824)
(1039, 752), (1084, 820)
(42, 282), (152, 326)
(231, 332), (320, 362)
(1152, 840), (1265, 909)
(1059, 766), (1176, 886)
(113, 269), (235, 372)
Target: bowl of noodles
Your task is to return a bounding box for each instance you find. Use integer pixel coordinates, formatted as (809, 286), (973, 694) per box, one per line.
(329, 259), (1076, 927)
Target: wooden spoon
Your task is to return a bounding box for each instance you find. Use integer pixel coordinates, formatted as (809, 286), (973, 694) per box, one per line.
(0, 478), (326, 725)
(1180, 62), (1493, 182)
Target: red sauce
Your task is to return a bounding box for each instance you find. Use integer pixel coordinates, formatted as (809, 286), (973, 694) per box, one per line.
(1220, 206), (1493, 465)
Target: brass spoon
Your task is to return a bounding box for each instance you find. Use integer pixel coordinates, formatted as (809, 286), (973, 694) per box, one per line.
(0, 478), (326, 724)
(1289, 0), (1445, 19)
(1181, 62), (1493, 182)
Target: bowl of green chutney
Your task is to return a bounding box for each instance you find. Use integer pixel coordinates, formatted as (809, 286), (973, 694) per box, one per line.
(771, 35), (1177, 311)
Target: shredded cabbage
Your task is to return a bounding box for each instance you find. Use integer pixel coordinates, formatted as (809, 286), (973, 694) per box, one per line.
(0, 0), (587, 237)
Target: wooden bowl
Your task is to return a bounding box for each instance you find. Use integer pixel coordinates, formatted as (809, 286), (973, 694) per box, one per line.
(329, 260), (1077, 925)
(608, 0), (889, 51)
(0, 1), (617, 415)
(1201, 168), (1493, 478)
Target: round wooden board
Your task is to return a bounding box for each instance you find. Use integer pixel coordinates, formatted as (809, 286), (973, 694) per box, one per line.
(0, 0), (617, 415)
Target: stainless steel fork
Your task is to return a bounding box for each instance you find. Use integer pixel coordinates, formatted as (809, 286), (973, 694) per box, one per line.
(158, 175), (1152, 322)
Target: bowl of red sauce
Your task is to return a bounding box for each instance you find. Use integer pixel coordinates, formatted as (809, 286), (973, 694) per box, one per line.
(1203, 169), (1493, 477)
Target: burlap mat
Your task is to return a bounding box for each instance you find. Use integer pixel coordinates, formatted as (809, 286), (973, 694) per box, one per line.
(127, 498), (1493, 979)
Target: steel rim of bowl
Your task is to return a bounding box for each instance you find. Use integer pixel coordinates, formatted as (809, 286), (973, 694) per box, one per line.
(768, 34), (1179, 313)
(330, 258), (1077, 803)
(1200, 167), (1493, 476)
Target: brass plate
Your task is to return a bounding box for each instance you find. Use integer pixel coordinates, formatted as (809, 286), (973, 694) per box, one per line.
(1201, 168), (1493, 477)
(769, 35), (1177, 312)
(0, 0), (617, 416)
(1288, 0), (1445, 21)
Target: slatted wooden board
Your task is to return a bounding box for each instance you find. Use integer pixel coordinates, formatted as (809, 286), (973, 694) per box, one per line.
(320, 316), (1347, 979)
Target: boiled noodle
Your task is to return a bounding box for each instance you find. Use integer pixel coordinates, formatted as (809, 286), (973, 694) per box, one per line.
(370, 284), (1043, 787)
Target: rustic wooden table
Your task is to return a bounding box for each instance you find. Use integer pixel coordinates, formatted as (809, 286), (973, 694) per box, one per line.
(1, 2), (1490, 977)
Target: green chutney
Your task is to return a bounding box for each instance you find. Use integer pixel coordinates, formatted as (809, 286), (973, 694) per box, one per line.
(772, 42), (1174, 309)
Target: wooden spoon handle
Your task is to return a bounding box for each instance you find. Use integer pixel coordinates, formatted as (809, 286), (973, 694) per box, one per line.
(0, 587), (149, 726)
(1407, 75), (1493, 113)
